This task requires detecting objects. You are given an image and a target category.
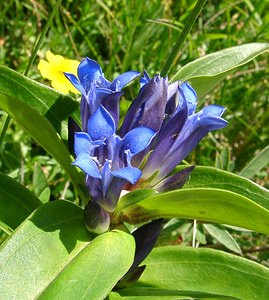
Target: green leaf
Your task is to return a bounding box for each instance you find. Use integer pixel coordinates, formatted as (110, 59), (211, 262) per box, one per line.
(0, 173), (42, 229)
(240, 145), (269, 178)
(0, 200), (135, 299)
(32, 162), (49, 201)
(119, 246), (269, 300)
(204, 224), (242, 254)
(0, 93), (87, 202)
(0, 66), (80, 138)
(171, 43), (269, 97)
(181, 166), (269, 210)
(114, 187), (269, 234)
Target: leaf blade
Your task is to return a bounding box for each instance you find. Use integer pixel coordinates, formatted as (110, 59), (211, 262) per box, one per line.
(0, 173), (42, 229)
(115, 187), (269, 234)
(0, 200), (135, 300)
(119, 246), (269, 300)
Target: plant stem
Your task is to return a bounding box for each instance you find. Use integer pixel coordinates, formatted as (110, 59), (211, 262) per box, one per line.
(161, 0), (207, 77)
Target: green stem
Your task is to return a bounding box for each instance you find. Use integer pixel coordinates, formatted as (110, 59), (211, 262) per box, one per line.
(0, 0), (63, 146)
(160, 0), (207, 77)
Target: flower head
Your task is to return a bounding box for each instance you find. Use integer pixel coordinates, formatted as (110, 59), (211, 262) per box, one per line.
(65, 58), (140, 131)
(38, 51), (80, 94)
(65, 58), (228, 233)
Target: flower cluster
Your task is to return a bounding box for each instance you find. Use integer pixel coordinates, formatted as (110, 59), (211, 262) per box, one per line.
(65, 58), (227, 234)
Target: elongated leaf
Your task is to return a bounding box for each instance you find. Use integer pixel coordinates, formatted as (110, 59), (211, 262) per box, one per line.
(204, 224), (242, 254)
(0, 66), (80, 138)
(0, 173), (42, 229)
(240, 145), (269, 178)
(0, 200), (135, 300)
(180, 165), (269, 210)
(0, 93), (87, 202)
(114, 187), (269, 234)
(118, 246), (269, 300)
(171, 43), (269, 97)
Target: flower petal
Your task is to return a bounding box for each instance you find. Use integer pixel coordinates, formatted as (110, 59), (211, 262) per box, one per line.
(72, 153), (101, 179)
(154, 166), (195, 192)
(87, 105), (115, 140)
(111, 167), (142, 184)
(77, 57), (103, 86)
(179, 82), (197, 115)
(110, 71), (140, 91)
(119, 76), (168, 135)
(121, 127), (156, 156)
(64, 72), (85, 96)
(74, 132), (95, 156)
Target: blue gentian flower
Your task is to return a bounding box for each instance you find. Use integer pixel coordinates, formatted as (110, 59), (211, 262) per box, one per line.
(72, 104), (155, 233)
(65, 57), (140, 131)
(65, 59), (227, 234)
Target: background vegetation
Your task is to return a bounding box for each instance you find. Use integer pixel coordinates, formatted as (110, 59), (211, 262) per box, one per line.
(1, 0), (268, 265)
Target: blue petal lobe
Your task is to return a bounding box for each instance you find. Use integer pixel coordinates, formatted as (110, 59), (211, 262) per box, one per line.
(78, 57), (103, 86)
(74, 132), (95, 156)
(111, 167), (142, 184)
(179, 82), (197, 115)
(64, 72), (85, 96)
(202, 104), (226, 117)
(72, 153), (101, 179)
(110, 71), (140, 91)
(88, 105), (115, 140)
(122, 127), (156, 155)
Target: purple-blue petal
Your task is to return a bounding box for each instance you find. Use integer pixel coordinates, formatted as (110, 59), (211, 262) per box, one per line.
(140, 70), (151, 88)
(110, 71), (140, 91)
(77, 57), (103, 86)
(179, 82), (197, 115)
(101, 160), (112, 196)
(74, 132), (95, 157)
(111, 167), (142, 184)
(119, 75), (168, 136)
(72, 153), (101, 179)
(88, 105), (115, 140)
(121, 127), (156, 156)
(64, 72), (86, 96)
(202, 104), (226, 117)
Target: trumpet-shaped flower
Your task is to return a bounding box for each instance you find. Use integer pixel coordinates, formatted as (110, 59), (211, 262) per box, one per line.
(73, 105), (155, 213)
(65, 57), (140, 131)
(38, 51), (80, 94)
(66, 58), (227, 234)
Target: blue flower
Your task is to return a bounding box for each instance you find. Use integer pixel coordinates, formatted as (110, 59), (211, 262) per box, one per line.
(73, 105), (155, 213)
(66, 59), (227, 233)
(139, 79), (228, 185)
(65, 58), (140, 131)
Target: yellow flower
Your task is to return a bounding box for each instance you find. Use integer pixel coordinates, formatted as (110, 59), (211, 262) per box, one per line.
(38, 51), (80, 94)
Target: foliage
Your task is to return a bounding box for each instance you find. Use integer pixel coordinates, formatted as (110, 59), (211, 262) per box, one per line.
(0, 0), (269, 299)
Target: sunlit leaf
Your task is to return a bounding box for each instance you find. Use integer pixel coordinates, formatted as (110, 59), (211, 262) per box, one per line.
(114, 187), (269, 234)
(0, 200), (135, 300)
(171, 43), (269, 97)
(118, 246), (269, 299)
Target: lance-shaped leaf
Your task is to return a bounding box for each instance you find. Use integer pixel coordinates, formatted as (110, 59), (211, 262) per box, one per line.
(114, 188), (269, 234)
(180, 165), (269, 210)
(0, 200), (135, 300)
(118, 246), (269, 300)
(0, 93), (88, 202)
(0, 173), (42, 230)
(171, 43), (269, 98)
